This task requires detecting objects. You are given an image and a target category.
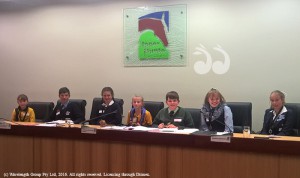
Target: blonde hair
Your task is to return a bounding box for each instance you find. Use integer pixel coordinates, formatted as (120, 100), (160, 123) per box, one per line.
(132, 95), (144, 102)
(270, 90), (286, 104)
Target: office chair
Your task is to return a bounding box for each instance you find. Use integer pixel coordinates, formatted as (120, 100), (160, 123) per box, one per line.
(227, 102), (252, 133)
(27, 102), (55, 122)
(185, 108), (201, 129)
(285, 103), (300, 136)
(143, 101), (164, 119)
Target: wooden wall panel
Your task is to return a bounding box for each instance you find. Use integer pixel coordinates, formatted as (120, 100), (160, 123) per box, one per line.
(73, 139), (92, 172)
(90, 141), (109, 172)
(0, 135), (33, 173)
(182, 148), (278, 178)
(166, 147), (183, 178)
(126, 143), (147, 173)
(56, 138), (74, 172)
(146, 145), (167, 178)
(108, 142), (127, 172)
(33, 137), (57, 172)
(279, 155), (300, 178)
(1, 126), (300, 178)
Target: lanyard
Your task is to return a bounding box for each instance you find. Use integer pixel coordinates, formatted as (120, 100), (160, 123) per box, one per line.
(18, 109), (28, 122)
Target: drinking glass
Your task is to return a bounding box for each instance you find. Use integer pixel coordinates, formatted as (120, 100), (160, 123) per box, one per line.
(243, 126), (250, 138)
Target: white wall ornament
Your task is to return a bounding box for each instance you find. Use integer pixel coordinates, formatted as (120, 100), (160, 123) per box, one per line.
(193, 44), (230, 75)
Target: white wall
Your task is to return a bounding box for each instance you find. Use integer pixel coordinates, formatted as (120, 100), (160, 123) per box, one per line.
(1, 0), (300, 131)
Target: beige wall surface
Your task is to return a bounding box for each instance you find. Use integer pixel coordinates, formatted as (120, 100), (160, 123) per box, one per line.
(1, 0), (300, 131)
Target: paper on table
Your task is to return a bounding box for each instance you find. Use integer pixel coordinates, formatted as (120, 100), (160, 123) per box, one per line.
(161, 128), (178, 132)
(100, 126), (126, 130)
(130, 126), (159, 131)
(175, 128), (199, 134)
(46, 120), (70, 124)
(216, 132), (231, 135)
(36, 123), (57, 127)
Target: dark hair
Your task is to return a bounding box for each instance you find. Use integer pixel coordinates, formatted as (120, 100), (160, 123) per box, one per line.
(204, 88), (226, 106)
(59, 87), (70, 95)
(17, 94), (28, 101)
(101, 87), (114, 98)
(166, 91), (179, 101)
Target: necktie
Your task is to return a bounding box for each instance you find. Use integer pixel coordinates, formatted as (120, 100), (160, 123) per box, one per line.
(169, 111), (174, 117)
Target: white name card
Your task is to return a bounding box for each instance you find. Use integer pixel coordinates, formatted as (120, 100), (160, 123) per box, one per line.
(210, 135), (231, 143)
(0, 122), (11, 129)
(81, 126), (97, 134)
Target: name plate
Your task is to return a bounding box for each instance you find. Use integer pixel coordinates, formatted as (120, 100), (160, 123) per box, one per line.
(0, 122), (11, 129)
(210, 135), (231, 143)
(81, 126), (97, 134)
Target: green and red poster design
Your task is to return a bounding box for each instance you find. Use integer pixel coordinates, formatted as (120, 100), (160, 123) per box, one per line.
(124, 4), (186, 67)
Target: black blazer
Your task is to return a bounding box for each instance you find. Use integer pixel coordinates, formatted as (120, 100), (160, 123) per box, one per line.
(47, 101), (84, 124)
(261, 107), (295, 136)
(90, 100), (122, 125)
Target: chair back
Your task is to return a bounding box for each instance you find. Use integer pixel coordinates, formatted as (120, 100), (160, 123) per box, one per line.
(27, 102), (55, 122)
(285, 103), (300, 136)
(185, 108), (201, 129)
(227, 102), (252, 133)
(90, 98), (124, 118)
(143, 101), (164, 119)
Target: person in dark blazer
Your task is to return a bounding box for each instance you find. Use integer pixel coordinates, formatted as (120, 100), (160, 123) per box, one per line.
(47, 87), (84, 124)
(260, 90), (295, 136)
(90, 87), (122, 126)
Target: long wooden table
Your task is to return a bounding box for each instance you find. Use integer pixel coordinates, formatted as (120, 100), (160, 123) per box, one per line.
(0, 123), (300, 178)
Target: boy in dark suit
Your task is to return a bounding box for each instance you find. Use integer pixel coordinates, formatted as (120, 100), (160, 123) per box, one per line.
(48, 87), (84, 124)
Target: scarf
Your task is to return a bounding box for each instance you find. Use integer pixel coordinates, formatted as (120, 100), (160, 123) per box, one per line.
(201, 103), (225, 122)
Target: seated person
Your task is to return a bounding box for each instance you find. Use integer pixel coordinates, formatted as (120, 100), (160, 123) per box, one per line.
(152, 91), (194, 129)
(47, 87), (84, 124)
(11, 94), (35, 122)
(90, 87), (122, 126)
(200, 88), (233, 132)
(260, 90), (295, 136)
(126, 95), (152, 126)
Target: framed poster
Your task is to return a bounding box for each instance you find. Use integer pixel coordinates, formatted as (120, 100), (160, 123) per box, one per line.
(123, 4), (187, 67)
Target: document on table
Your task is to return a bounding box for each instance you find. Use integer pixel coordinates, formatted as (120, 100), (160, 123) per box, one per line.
(101, 126), (160, 131)
(215, 132), (231, 135)
(36, 120), (72, 127)
(36, 123), (57, 127)
(88, 125), (199, 134)
(160, 128), (199, 134)
(175, 128), (199, 134)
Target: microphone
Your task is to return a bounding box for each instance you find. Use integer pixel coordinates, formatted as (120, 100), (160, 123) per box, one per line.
(200, 109), (233, 136)
(80, 110), (118, 125)
(212, 118), (233, 136)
